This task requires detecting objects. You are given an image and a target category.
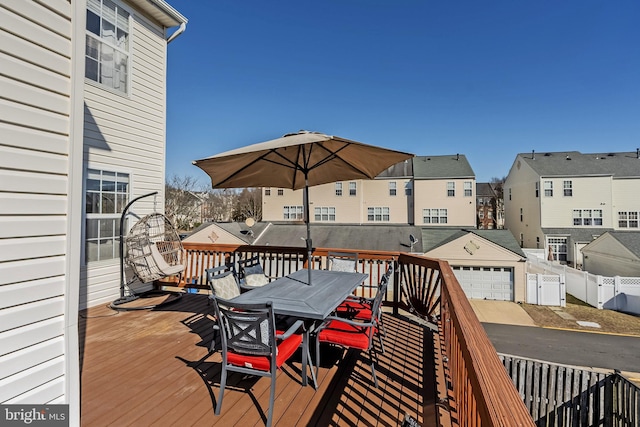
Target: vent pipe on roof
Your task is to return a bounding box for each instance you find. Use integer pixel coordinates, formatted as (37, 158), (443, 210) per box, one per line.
(532, 150), (535, 160)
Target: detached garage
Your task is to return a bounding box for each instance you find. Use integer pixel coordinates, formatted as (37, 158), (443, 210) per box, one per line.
(422, 229), (527, 302)
(451, 266), (514, 301)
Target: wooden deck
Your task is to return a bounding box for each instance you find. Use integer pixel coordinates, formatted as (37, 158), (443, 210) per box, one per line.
(79, 293), (430, 426)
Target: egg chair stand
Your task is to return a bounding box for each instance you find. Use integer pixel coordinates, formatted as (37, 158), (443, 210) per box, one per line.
(110, 191), (184, 311)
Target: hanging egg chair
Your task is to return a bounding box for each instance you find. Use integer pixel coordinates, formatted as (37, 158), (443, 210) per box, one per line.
(110, 191), (184, 311)
(125, 213), (185, 283)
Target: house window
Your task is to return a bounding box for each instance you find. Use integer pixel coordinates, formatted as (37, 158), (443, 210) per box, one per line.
(478, 211), (484, 219)
(86, 0), (131, 94)
(464, 181), (472, 197)
(277, 189), (284, 196)
(563, 180), (573, 197)
(423, 208), (448, 224)
(544, 181), (553, 197)
(389, 181), (397, 196)
(508, 188), (512, 201)
(548, 237), (568, 261)
(349, 182), (357, 196)
(367, 207), (389, 222)
(618, 211), (639, 228)
(519, 233), (524, 247)
(487, 211), (493, 219)
(283, 205), (303, 220)
(535, 182), (539, 198)
(478, 198), (484, 206)
(314, 206), (336, 222)
(335, 182), (342, 196)
(85, 168), (130, 262)
(264, 188), (271, 196)
(573, 209), (603, 226)
(520, 208), (523, 222)
(447, 182), (455, 197)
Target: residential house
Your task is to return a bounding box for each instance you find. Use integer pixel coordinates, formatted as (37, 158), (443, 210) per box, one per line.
(476, 182), (498, 229)
(422, 229), (527, 302)
(0, 0), (186, 420)
(581, 231), (640, 277)
(413, 154), (477, 227)
(504, 150), (640, 267)
(262, 154), (476, 227)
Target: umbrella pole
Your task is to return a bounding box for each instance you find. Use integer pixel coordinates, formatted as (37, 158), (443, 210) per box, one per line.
(304, 180), (313, 285)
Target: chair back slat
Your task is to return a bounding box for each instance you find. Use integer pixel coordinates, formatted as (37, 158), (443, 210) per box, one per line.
(213, 300), (275, 357)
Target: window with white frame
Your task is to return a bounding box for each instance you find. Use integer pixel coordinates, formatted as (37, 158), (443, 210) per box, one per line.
(283, 205), (303, 220)
(478, 198), (484, 206)
(573, 209), (602, 226)
(389, 181), (397, 196)
(535, 182), (539, 197)
(509, 188), (512, 200)
(335, 182), (342, 196)
(478, 211), (484, 219)
(314, 206), (336, 222)
(277, 189), (284, 196)
(264, 188), (271, 196)
(86, 0), (131, 94)
(487, 211), (493, 219)
(349, 181), (357, 196)
(85, 168), (130, 263)
(464, 181), (472, 197)
(367, 206), (389, 222)
(563, 180), (573, 197)
(544, 180), (553, 197)
(423, 208), (447, 224)
(520, 208), (523, 222)
(447, 182), (455, 197)
(618, 211), (639, 228)
(548, 237), (567, 261)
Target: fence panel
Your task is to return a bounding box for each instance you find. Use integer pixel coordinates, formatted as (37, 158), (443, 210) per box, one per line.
(500, 354), (640, 427)
(526, 274), (565, 306)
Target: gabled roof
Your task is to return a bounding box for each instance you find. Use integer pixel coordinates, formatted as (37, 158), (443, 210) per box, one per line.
(421, 228), (525, 257)
(255, 223), (422, 252)
(518, 151), (640, 178)
(541, 227), (614, 243)
(606, 231), (640, 258)
(476, 182), (496, 197)
(375, 159), (413, 178)
(412, 155), (475, 179)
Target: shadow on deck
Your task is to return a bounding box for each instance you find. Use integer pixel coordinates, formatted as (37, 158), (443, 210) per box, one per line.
(79, 293), (431, 426)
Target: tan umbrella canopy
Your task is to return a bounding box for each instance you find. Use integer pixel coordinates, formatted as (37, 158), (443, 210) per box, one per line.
(193, 130), (414, 283)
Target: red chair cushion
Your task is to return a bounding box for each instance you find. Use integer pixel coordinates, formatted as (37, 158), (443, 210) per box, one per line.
(335, 300), (373, 320)
(227, 332), (302, 371)
(317, 319), (373, 350)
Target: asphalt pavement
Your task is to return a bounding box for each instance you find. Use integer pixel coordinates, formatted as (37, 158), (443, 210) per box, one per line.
(482, 322), (640, 374)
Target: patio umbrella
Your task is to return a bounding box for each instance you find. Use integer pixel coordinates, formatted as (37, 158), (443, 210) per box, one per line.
(193, 130), (414, 284)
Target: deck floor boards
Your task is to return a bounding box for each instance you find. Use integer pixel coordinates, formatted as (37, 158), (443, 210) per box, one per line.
(80, 294), (427, 426)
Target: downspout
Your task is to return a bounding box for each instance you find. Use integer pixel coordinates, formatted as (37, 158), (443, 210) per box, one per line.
(166, 22), (186, 44)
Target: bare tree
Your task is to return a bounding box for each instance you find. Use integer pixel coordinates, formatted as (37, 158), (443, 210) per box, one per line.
(490, 176), (506, 199)
(165, 175), (204, 231)
(203, 189), (237, 222)
(231, 188), (262, 222)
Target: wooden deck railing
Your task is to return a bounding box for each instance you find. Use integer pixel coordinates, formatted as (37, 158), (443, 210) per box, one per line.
(158, 243), (534, 426)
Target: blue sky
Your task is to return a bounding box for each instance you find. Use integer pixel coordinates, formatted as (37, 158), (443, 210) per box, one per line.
(165, 1), (640, 184)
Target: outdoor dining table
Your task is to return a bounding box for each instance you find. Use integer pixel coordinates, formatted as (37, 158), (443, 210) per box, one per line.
(231, 268), (369, 387)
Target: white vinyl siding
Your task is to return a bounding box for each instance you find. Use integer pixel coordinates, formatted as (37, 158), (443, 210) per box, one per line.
(0, 0), (74, 411)
(82, 8), (168, 309)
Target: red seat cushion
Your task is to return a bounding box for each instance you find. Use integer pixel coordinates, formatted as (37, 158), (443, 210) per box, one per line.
(226, 332), (302, 372)
(317, 319), (373, 350)
(335, 300), (373, 320)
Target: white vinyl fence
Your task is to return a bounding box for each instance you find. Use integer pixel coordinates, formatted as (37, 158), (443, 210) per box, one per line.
(526, 274), (566, 307)
(527, 256), (640, 315)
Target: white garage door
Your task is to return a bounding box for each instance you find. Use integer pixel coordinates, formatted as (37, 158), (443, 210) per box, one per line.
(452, 266), (514, 301)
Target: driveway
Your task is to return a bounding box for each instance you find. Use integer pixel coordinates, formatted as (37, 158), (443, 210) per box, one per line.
(469, 300), (536, 326)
